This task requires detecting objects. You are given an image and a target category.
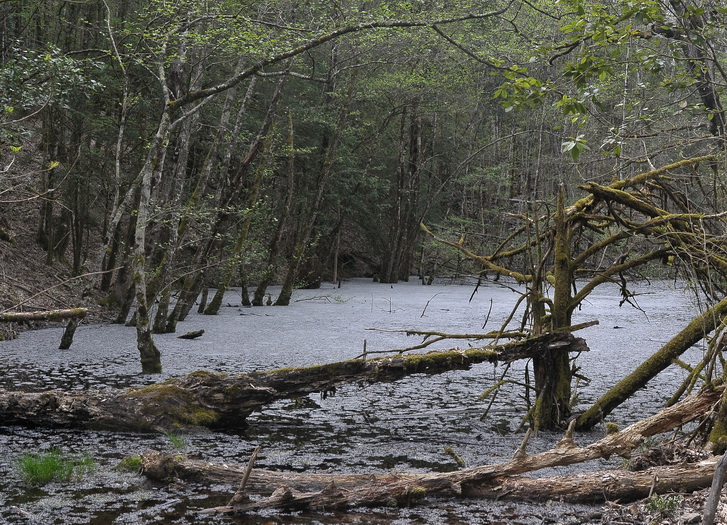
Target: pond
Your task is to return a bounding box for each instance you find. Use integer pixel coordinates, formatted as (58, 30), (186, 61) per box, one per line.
(0, 277), (705, 524)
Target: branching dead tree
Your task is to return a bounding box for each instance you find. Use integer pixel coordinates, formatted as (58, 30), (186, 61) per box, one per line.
(423, 155), (727, 431)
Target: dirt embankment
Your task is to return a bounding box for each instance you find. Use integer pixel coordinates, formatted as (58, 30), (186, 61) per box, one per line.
(0, 199), (113, 340)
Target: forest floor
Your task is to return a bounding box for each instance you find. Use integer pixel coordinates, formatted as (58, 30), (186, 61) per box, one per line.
(0, 199), (114, 339)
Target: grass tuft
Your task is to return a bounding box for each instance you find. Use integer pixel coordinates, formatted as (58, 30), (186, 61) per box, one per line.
(164, 430), (188, 450)
(13, 448), (95, 485)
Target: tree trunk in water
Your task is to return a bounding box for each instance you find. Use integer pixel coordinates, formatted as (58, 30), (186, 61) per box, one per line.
(576, 294), (727, 430)
(533, 186), (573, 430)
(197, 287), (209, 314)
(139, 384), (721, 513)
(0, 333), (586, 431)
(205, 65), (290, 315)
(130, 99), (171, 373)
(164, 70), (255, 328)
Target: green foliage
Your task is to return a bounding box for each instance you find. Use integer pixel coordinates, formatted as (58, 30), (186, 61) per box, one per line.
(13, 448), (96, 485)
(645, 494), (680, 519)
(0, 43), (103, 120)
(560, 134), (590, 161)
(114, 456), (143, 472)
(164, 430), (188, 450)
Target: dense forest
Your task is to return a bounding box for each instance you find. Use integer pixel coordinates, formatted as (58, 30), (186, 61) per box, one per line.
(3, 1), (727, 396)
(3, 0), (726, 357)
(4, 0), (727, 521)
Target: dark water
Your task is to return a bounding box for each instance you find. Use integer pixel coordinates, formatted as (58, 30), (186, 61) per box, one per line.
(0, 278), (704, 523)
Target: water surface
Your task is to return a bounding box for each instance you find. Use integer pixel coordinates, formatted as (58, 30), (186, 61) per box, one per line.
(0, 278), (704, 523)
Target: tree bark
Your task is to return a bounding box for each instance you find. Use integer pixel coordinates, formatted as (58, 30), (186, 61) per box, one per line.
(576, 294), (727, 430)
(139, 383), (722, 513)
(533, 185), (573, 430)
(0, 333), (586, 431)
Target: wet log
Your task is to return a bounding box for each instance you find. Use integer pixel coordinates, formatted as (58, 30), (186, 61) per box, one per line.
(140, 384), (722, 513)
(0, 308), (87, 349)
(178, 329), (204, 340)
(0, 333), (587, 431)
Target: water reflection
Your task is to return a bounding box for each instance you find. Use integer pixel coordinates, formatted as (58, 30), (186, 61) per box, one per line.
(0, 278), (704, 523)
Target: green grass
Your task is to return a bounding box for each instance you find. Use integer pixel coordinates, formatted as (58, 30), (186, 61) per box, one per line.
(13, 448), (95, 485)
(645, 494), (680, 518)
(164, 430), (188, 450)
(114, 456), (142, 472)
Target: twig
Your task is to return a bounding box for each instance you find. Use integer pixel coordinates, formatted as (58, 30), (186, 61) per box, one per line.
(228, 445), (261, 506)
(420, 293), (441, 318)
(360, 328), (526, 355)
(1, 268), (120, 314)
(482, 298), (493, 330)
(512, 428), (532, 459)
(444, 445), (467, 468)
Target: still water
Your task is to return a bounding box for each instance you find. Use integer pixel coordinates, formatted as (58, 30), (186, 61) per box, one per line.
(0, 278), (705, 524)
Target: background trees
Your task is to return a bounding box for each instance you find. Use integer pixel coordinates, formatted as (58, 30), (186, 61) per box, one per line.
(1, 0), (726, 408)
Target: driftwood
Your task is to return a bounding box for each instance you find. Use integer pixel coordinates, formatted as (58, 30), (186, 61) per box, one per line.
(0, 307), (87, 349)
(178, 329), (204, 340)
(703, 453), (727, 525)
(0, 332), (587, 431)
(140, 383), (722, 514)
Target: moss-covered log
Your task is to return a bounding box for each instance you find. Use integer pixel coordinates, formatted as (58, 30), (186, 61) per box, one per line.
(576, 295), (727, 430)
(0, 333), (587, 432)
(0, 308), (88, 323)
(140, 383), (721, 513)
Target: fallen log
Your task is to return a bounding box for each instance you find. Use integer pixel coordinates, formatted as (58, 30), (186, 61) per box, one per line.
(576, 294), (727, 431)
(195, 461), (717, 513)
(0, 307), (87, 349)
(140, 383), (722, 513)
(0, 332), (587, 431)
(178, 329), (204, 340)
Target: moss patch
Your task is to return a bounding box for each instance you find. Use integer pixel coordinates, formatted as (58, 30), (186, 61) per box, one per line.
(114, 456), (142, 472)
(128, 383), (219, 427)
